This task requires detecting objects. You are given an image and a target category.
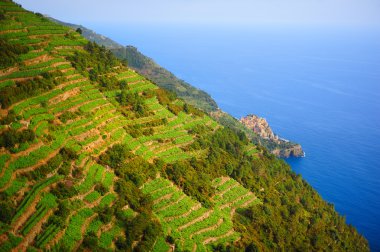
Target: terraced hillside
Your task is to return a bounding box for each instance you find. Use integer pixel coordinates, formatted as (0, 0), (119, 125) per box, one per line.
(0, 1), (369, 252)
(142, 177), (259, 251)
(50, 18), (305, 158)
(0, 2), (250, 251)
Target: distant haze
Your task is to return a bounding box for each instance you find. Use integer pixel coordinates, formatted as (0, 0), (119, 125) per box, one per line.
(14, 0), (380, 28)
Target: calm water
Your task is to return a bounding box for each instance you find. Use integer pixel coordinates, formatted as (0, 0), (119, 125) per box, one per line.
(91, 24), (380, 250)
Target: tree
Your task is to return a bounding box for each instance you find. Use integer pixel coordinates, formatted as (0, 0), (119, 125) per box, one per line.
(0, 200), (15, 223)
(76, 28), (82, 34)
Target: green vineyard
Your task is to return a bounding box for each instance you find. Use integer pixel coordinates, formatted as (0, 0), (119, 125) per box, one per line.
(142, 177), (259, 251)
(0, 2), (251, 250)
(0, 1), (369, 251)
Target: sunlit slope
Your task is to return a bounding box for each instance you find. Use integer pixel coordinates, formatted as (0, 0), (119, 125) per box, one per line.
(0, 1), (369, 252)
(142, 177), (259, 251)
(0, 2), (259, 251)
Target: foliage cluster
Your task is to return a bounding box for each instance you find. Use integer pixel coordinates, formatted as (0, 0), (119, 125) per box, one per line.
(0, 128), (35, 148)
(0, 71), (63, 108)
(113, 46), (219, 112)
(0, 38), (29, 69)
(27, 147), (77, 181)
(58, 110), (81, 123)
(117, 90), (148, 117)
(68, 41), (119, 83)
(157, 127), (368, 251)
(97, 144), (162, 250)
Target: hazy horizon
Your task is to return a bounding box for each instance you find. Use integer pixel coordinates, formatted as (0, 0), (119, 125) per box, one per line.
(14, 0), (380, 28)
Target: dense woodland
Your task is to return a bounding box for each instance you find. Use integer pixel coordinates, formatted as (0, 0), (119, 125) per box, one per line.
(0, 1), (369, 251)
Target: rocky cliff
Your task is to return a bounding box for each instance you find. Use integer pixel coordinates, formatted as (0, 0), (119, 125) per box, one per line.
(240, 114), (304, 158)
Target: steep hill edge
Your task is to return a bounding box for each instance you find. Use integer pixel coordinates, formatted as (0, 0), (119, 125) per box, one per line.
(48, 17), (303, 158)
(0, 2), (369, 252)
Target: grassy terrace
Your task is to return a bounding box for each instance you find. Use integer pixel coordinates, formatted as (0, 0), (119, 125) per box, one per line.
(142, 177), (259, 251)
(0, 6), (128, 249)
(0, 1), (371, 251)
(0, 3), (246, 251)
(98, 73), (219, 163)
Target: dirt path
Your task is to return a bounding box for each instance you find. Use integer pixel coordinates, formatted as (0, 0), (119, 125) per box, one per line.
(54, 45), (83, 51)
(216, 184), (238, 197)
(153, 193), (173, 205)
(156, 195), (185, 213)
(52, 61), (71, 68)
(0, 147), (62, 192)
(28, 34), (65, 39)
(71, 187), (95, 201)
(7, 77), (87, 112)
(23, 54), (54, 66)
(192, 243), (197, 252)
(178, 210), (213, 231)
(0, 66), (19, 77)
(203, 229), (235, 245)
(98, 217), (115, 235)
(128, 80), (144, 85)
(96, 115), (124, 129)
(0, 28), (27, 35)
(147, 183), (173, 195)
(13, 209), (53, 252)
(0, 157), (12, 180)
(65, 97), (105, 113)
(45, 227), (65, 250)
(44, 206), (89, 249)
(189, 218), (223, 239)
(49, 87), (81, 105)
(11, 194), (42, 233)
(74, 128), (99, 142)
(220, 193), (252, 210)
(212, 177), (230, 188)
(240, 195), (257, 208)
(73, 213), (97, 251)
(165, 203), (201, 222)
(229, 196), (258, 217)
(11, 141), (44, 160)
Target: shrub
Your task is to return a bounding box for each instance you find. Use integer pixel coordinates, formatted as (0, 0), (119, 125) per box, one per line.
(0, 128), (35, 148)
(0, 71), (63, 108)
(0, 38), (29, 69)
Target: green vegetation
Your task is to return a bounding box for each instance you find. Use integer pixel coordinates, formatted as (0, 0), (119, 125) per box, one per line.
(0, 71), (63, 108)
(0, 3), (368, 252)
(0, 128), (35, 149)
(21, 193), (58, 235)
(68, 41), (119, 82)
(114, 46), (218, 112)
(57, 20), (305, 157)
(0, 38), (29, 69)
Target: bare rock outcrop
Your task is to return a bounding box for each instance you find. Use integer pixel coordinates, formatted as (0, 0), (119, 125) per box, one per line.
(240, 114), (304, 158)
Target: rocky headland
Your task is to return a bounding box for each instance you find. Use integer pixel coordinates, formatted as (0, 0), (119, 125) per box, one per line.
(240, 114), (304, 158)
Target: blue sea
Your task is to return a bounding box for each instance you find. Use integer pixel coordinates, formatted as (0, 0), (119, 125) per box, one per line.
(91, 24), (380, 250)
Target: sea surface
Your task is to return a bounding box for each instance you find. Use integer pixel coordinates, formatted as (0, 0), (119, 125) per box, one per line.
(91, 24), (380, 250)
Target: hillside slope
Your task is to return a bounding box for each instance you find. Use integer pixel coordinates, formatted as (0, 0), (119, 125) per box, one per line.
(0, 1), (368, 251)
(48, 18), (303, 158)
(47, 17), (218, 113)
